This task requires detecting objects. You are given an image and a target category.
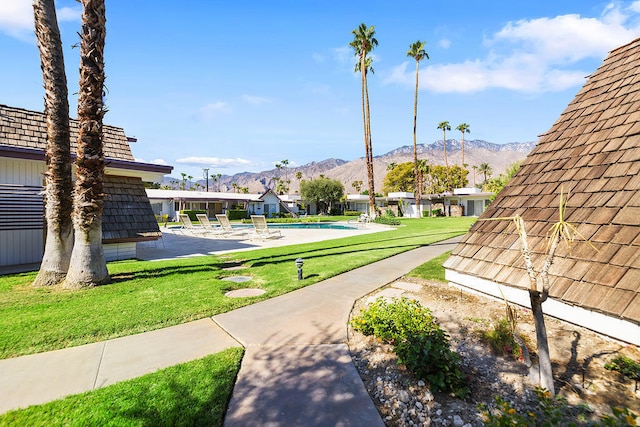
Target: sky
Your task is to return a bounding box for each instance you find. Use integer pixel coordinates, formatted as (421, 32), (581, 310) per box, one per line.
(2, 1), (640, 179)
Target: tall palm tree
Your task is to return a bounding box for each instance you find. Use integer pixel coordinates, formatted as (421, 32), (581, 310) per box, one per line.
(407, 40), (428, 217)
(478, 162), (492, 183)
(32, 0), (74, 287)
(437, 121), (451, 191)
(350, 23), (378, 216)
(63, 0), (109, 289)
(456, 123), (470, 166)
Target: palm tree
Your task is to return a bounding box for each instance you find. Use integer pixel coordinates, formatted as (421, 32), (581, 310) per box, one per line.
(407, 40), (429, 217)
(350, 23), (378, 216)
(456, 123), (470, 166)
(437, 121), (451, 191)
(478, 162), (492, 183)
(32, 0), (74, 287)
(472, 165), (478, 186)
(64, 0), (109, 288)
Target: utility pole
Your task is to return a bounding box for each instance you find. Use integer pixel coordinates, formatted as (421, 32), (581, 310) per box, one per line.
(203, 168), (209, 192)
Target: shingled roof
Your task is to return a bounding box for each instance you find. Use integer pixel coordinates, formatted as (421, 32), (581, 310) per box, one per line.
(0, 104), (134, 160)
(444, 38), (640, 335)
(0, 104), (162, 242)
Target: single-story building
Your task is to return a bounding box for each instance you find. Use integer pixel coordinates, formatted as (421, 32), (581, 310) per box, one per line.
(0, 104), (172, 274)
(145, 188), (294, 220)
(346, 189), (493, 218)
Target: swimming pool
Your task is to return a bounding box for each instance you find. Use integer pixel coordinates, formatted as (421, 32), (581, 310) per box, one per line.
(268, 222), (358, 230)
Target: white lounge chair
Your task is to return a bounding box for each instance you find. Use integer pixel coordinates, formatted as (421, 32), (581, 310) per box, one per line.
(215, 214), (248, 238)
(178, 213), (210, 235)
(249, 215), (282, 240)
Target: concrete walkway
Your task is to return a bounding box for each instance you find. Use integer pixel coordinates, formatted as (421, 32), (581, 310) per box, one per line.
(0, 237), (461, 425)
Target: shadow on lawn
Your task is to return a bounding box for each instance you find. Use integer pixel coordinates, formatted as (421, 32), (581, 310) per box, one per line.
(243, 231), (462, 268)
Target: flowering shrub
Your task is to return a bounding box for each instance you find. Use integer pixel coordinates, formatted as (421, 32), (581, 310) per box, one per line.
(351, 297), (468, 397)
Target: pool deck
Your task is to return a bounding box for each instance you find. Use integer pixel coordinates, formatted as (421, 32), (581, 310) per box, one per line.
(137, 221), (390, 261)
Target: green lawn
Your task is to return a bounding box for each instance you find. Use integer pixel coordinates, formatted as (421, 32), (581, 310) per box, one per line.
(0, 217), (472, 359)
(0, 347), (243, 427)
(405, 250), (451, 282)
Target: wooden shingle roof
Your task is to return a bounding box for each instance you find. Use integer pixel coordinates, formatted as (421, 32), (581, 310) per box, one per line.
(444, 38), (640, 326)
(0, 104), (134, 160)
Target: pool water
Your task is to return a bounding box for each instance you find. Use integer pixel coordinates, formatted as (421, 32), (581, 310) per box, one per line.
(231, 222), (358, 230)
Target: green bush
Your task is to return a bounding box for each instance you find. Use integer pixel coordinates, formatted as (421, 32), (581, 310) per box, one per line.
(480, 387), (638, 426)
(227, 209), (248, 220)
(351, 298), (468, 397)
(430, 208), (443, 217)
(374, 216), (401, 226)
(605, 355), (640, 381)
(481, 318), (524, 360)
(179, 210), (206, 221)
(344, 210), (363, 216)
(383, 208), (396, 217)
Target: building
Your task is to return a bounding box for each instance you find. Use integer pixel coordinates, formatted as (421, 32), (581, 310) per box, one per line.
(444, 38), (640, 345)
(0, 104), (172, 274)
(145, 188), (294, 220)
(345, 189), (493, 218)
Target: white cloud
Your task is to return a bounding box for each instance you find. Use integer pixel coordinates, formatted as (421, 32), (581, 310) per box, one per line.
(198, 102), (230, 121)
(135, 158), (169, 165)
(176, 156), (253, 168)
(242, 94), (272, 105)
(0, 1), (80, 40)
(386, 3), (640, 94)
(438, 38), (451, 49)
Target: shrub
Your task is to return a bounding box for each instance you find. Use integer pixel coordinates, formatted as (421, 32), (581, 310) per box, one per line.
(480, 387), (638, 426)
(374, 216), (401, 226)
(430, 208), (443, 217)
(179, 210), (206, 221)
(227, 209), (248, 220)
(480, 318), (525, 360)
(344, 210), (363, 216)
(351, 298), (468, 397)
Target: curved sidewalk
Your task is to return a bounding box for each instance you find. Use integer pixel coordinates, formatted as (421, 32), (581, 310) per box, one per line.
(0, 237), (461, 424)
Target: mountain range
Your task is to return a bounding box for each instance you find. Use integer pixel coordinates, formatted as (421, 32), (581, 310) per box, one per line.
(171, 139), (537, 193)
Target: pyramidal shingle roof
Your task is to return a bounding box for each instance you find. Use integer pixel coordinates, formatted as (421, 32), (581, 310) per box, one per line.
(444, 38), (640, 332)
(0, 104), (134, 160)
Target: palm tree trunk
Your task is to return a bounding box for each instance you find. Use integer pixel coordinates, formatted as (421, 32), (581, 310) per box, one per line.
(359, 54), (376, 217)
(365, 78), (376, 217)
(33, 0), (74, 287)
(413, 60), (421, 217)
(461, 134), (465, 167)
(63, 0), (110, 289)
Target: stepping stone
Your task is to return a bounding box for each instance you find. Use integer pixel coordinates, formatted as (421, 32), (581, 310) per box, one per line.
(222, 276), (252, 282)
(391, 281), (423, 292)
(225, 289), (266, 298)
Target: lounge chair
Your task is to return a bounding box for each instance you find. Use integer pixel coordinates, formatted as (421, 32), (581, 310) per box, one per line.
(178, 213), (210, 235)
(214, 214), (248, 238)
(249, 215), (282, 240)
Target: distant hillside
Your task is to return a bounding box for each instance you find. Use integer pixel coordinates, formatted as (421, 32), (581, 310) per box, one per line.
(171, 139), (536, 193)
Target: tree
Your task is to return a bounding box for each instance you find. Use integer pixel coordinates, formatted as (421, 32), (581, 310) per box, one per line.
(417, 159), (430, 195)
(64, 0), (109, 288)
(424, 165), (468, 194)
(32, 0), (74, 287)
(295, 171), (303, 181)
(478, 162), (492, 183)
(484, 191), (595, 396)
(437, 121), (451, 190)
(482, 161), (521, 200)
(407, 40), (429, 216)
(351, 180), (363, 194)
(350, 23), (378, 217)
(300, 177), (345, 214)
(456, 123), (470, 166)
(386, 162), (397, 171)
(382, 162), (414, 194)
(437, 121), (451, 168)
